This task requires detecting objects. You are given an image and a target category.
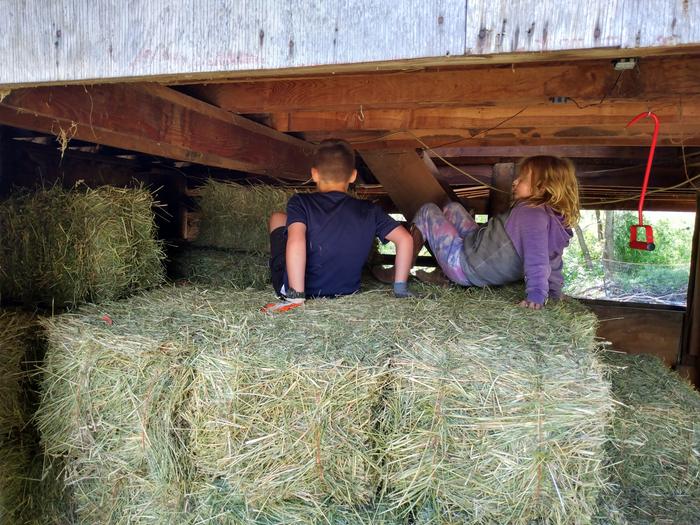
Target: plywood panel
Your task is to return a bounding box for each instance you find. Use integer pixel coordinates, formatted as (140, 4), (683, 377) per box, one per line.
(0, 0), (464, 85)
(467, 0), (623, 53)
(2, 1), (700, 86)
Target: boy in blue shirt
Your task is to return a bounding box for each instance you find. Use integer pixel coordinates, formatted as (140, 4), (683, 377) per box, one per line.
(263, 139), (414, 313)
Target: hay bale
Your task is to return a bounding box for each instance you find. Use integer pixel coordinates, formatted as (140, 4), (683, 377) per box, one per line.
(0, 311), (35, 439)
(37, 285), (611, 523)
(602, 352), (700, 524)
(37, 301), (192, 524)
(194, 181), (294, 253)
(0, 436), (31, 522)
(0, 185), (164, 308)
(381, 295), (612, 524)
(170, 247), (270, 289)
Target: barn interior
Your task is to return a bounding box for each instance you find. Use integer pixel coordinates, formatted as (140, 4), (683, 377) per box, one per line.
(1, 2), (700, 523)
(1, 52), (698, 380)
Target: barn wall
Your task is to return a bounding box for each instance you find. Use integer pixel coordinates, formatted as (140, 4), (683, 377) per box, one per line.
(2, 0), (700, 86)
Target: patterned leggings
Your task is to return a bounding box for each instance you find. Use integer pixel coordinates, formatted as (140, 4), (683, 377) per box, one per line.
(413, 202), (478, 286)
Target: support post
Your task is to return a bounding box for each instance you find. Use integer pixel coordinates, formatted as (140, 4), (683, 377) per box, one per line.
(360, 149), (451, 222)
(679, 191), (700, 386)
(488, 162), (515, 217)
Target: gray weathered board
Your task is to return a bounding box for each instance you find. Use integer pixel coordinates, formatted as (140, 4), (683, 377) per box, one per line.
(1, 0), (700, 86)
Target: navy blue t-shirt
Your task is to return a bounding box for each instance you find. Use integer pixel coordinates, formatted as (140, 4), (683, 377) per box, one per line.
(286, 191), (399, 297)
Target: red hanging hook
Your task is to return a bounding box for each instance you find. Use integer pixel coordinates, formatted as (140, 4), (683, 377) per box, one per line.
(625, 111), (658, 251)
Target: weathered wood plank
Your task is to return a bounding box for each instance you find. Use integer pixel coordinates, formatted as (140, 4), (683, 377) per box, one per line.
(267, 99), (700, 132)
(3, 1), (700, 86)
(621, 0), (700, 48)
(0, 0), (464, 86)
(300, 122), (700, 149)
(0, 84), (313, 178)
(488, 163), (515, 216)
(187, 55), (700, 113)
(584, 300), (684, 367)
(681, 192), (700, 361)
(431, 145), (680, 160)
(360, 150), (451, 221)
(467, 1), (623, 54)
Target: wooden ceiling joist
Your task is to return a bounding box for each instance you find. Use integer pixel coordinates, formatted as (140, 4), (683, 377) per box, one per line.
(268, 101), (700, 133)
(188, 56), (700, 114)
(0, 84), (313, 180)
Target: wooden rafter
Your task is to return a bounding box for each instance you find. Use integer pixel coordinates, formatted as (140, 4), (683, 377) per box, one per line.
(187, 56), (700, 114)
(0, 84), (313, 180)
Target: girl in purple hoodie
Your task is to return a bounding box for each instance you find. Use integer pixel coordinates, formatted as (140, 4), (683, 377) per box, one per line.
(411, 156), (580, 309)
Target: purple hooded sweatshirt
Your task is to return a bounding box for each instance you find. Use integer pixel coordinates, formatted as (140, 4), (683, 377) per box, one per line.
(504, 202), (573, 304)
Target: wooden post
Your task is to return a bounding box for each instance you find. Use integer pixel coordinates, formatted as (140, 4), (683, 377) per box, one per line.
(360, 149), (451, 222)
(488, 163), (515, 217)
(679, 191), (700, 386)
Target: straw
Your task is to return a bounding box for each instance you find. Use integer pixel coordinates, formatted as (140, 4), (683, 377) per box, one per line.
(601, 352), (700, 524)
(0, 185), (165, 308)
(380, 295), (612, 524)
(170, 247), (270, 289)
(35, 284), (612, 523)
(194, 181), (295, 253)
(0, 311), (35, 439)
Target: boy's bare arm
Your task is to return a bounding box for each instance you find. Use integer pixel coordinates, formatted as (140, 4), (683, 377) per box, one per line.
(286, 222), (307, 294)
(385, 225), (413, 284)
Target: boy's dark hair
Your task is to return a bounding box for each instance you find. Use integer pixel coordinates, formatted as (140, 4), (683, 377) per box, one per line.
(312, 139), (356, 182)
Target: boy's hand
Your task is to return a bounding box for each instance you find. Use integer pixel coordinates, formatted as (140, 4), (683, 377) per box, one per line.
(517, 299), (543, 310)
(393, 281), (415, 299)
(261, 298), (305, 314)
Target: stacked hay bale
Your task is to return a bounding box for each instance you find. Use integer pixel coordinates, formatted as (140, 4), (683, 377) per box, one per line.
(603, 352), (700, 524)
(171, 247), (270, 289)
(180, 180), (383, 290)
(37, 284), (612, 524)
(174, 180), (295, 290)
(194, 180), (294, 254)
(0, 311), (34, 522)
(0, 185), (165, 308)
(381, 291), (612, 524)
(1, 311), (76, 524)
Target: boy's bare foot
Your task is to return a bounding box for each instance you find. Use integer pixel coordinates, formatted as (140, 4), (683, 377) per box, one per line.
(371, 265), (395, 284)
(414, 269), (450, 286)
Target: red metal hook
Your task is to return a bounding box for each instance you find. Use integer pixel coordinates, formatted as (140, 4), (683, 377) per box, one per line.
(625, 111), (659, 251)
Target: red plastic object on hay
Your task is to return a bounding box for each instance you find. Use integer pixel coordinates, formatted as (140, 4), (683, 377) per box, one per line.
(625, 111), (659, 251)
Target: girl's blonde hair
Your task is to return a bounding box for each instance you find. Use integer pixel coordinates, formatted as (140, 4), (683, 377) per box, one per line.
(517, 156), (580, 227)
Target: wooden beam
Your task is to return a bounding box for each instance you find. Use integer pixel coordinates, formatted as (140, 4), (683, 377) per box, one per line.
(300, 127), (700, 148)
(359, 150), (451, 221)
(488, 163), (515, 216)
(0, 84), (313, 179)
(268, 100), (700, 132)
(431, 145), (682, 160)
(681, 192), (700, 370)
(190, 55), (700, 113)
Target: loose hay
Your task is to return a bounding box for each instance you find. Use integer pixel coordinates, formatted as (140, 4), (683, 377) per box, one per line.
(37, 284), (611, 524)
(602, 352), (700, 524)
(0, 436), (30, 522)
(170, 247), (270, 289)
(0, 185), (165, 308)
(194, 181), (295, 253)
(0, 436), (77, 525)
(0, 311), (35, 439)
(381, 294), (612, 525)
